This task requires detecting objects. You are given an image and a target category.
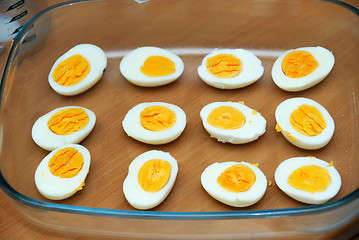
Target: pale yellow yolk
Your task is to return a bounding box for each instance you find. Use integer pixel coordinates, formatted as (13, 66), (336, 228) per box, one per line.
(206, 54), (242, 78)
(52, 54), (90, 86)
(138, 159), (172, 193)
(140, 56), (176, 77)
(48, 147), (84, 178)
(47, 108), (89, 135)
(140, 106), (176, 131)
(290, 104), (326, 136)
(217, 164), (256, 193)
(281, 50), (319, 78)
(207, 106), (246, 130)
(288, 165), (331, 193)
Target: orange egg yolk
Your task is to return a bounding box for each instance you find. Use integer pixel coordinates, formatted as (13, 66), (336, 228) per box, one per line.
(290, 104), (326, 136)
(207, 106), (246, 130)
(48, 147), (84, 178)
(52, 54), (90, 86)
(140, 106), (176, 131)
(288, 165), (331, 193)
(140, 56), (176, 77)
(281, 50), (319, 78)
(47, 108), (89, 135)
(138, 159), (172, 193)
(217, 164), (256, 193)
(206, 54), (242, 78)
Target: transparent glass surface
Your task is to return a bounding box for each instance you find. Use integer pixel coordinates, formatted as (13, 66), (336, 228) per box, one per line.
(0, 0), (359, 239)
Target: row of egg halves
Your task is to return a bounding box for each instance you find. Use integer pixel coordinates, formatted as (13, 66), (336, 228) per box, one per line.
(32, 43), (339, 209)
(47, 44), (335, 95)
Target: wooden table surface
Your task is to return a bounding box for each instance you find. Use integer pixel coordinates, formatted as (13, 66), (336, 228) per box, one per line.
(1, 0), (359, 239)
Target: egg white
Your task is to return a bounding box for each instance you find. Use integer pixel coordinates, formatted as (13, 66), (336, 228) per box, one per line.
(271, 46), (335, 92)
(197, 49), (264, 89)
(48, 44), (107, 96)
(34, 144), (91, 200)
(275, 97), (335, 150)
(275, 157), (341, 204)
(32, 106), (96, 151)
(201, 161), (267, 207)
(119, 46), (184, 87)
(122, 102), (186, 145)
(200, 101), (266, 144)
(123, 150), (178, 210)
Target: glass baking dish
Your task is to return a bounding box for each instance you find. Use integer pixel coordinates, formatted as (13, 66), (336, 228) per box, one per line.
(1, 0), (359, 239)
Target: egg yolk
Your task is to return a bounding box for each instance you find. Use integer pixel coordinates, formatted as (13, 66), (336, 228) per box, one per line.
(217, 164), (256, 193)
(138, 159), (172, 193)
(281, 50), (319, 78)
(140, 106), (176, 131)
(140, 56), (176, 77)
(288, 165), (331, 193)
(290, 104), (326, 136)
(47, 108), (89, 135)
(52, 54), (90, 86)
(48, 147), (84, 178)
(206, 54), (242, 78)
(207, 106), (246, 130)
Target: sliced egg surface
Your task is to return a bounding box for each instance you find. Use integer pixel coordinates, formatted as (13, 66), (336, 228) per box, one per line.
(119, 46), (184, 87)
(197, 49), (264, 89)
(275, 97), (334, 150)
(32, 106), (96, 151)
(35, 144), (91, 200)
(275, 157), (341, 204)
(122, 102), (186, 145)
(200, 101), (266, 144)
(201, 161), (267, 207)
(48, 44), (107, 96)
(123, 150), (178, 210)
(271, 46), (335, 92)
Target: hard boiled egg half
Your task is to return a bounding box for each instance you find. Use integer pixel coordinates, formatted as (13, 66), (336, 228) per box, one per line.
(275, 97), (334, 150)
(271, 46), (335, 92)
(35, 144), (91, 200)
(122, 102), (186, 145)
(201, 161), (267, 207)
(123, 150), (178, 210)
(197, 49), (264, 89)
(200, 101), (266, 144)
(32, 106), (96, 151)
(119, 46), (184, 87)
(48, 44), (107, 96)
(275, 157), (341, 204)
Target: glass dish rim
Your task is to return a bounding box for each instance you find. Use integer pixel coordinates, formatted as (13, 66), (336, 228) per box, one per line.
(0, 0), (358, 221)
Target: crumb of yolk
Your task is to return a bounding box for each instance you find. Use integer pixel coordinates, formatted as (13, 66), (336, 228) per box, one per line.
(140, 56), (176, 77)
(138, 159), (172, 193)
(281, 50), (318, 78)
(47, 108), (89, 135)
(275, 123), (282, 132)
(327, 161), (334, 167)
(285, 131), (299, 141)
(288, 165), (331, 193)
(140, 106), (177, 131)
(52, 54), (90, 86)
(290, 104), (326, 136)
(217, 164), (256, 193)
(207, 106), (246, 130)
(206, 54), (242, 78)
(48, 147), (84, 178)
